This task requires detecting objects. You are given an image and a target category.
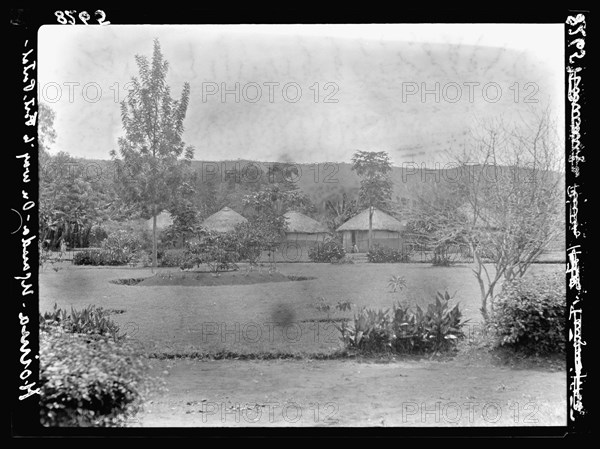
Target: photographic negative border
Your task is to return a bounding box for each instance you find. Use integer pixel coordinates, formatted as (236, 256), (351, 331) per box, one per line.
(8, 6), (590, 438)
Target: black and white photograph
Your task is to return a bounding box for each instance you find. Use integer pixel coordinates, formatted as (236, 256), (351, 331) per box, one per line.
(9, 9), (591, 437)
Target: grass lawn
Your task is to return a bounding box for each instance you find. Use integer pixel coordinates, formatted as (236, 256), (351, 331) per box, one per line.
(40, 261), (566, 427)
(40, 262), (563, 356)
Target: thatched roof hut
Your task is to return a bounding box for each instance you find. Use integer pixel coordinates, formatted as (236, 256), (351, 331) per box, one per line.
(336, 208), (406, 252)
(284, 211), (329, 234)
(283, 211), (329, 243)
(336, 208), (405, 232)
(202, 207), (248, 233)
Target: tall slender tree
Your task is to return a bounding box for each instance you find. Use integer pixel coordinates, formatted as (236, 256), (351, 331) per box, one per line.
(111, 39), (194, 269)
(351, 151), (393, 250)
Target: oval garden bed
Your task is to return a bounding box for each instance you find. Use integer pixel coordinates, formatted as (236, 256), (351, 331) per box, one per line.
(111, 272), (317, 287)
(109, 277), (148, 286)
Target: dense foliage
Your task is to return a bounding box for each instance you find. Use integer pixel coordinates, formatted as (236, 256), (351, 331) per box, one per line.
(39, 305), (156, 426)
(158, 249), (189, 267)
(40, 304), (122, 339)
(73, 230), (144, 265)
(308, 240), (346, 263)
(232, 222), (268, 264)
(488, 272), (565, 354)
(184, 229), (242, 273)
(101, 230), (144, 262)
(87, 224), (109, 247)
(367, 244), (411, 263)
(73, 249), (122, 266)
(351, 151), (393, 211)
(40, 151), (116, 250)
(337, 291), (468, 354)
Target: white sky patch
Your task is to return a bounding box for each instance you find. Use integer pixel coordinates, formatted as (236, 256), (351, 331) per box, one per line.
(38, 24), (564, 164)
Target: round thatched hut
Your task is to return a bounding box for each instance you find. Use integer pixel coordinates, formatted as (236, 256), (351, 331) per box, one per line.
(283, 211), (329, 243)
(336, 207), (406, 252)
(202, 207), (248, 233)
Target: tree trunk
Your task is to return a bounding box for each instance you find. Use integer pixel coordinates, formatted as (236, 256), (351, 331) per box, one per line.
(368, 205), (373, 251)
(152, 205), (157, 272)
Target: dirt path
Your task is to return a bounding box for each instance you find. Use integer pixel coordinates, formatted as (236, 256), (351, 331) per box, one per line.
(132, 358), (565, 427)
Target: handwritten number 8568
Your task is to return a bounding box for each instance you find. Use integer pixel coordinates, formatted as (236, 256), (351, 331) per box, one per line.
(54, 10), (110, 25)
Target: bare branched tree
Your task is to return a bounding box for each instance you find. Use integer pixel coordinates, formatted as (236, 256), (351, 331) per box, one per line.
(410, 108), (564, 320)
(405, 179), (467, 265)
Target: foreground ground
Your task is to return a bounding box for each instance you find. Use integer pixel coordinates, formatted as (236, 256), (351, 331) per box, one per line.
(40, 262), (566, 427)
(133, 357), (565, 427)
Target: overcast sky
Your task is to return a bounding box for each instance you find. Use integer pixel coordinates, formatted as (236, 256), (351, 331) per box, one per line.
(38, 24), (564, 165)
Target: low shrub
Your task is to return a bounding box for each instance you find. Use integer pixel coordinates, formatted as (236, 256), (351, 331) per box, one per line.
(39, 304), (157, 427)
(40, 303), (122, 339)
(431, 253), (454, 266)
(40, 329), (151, 427)
(72, 249), (128, 266)
(232, 222), (266, 264)
(73, 249), (100, 266)
(308, 241), (346, 263)
(387, 275), (407, 292)
(400, 291), (466, 353)
(101, 230), (143, 264)
(337, 291), (468, 354)
(338, 308), (394, 353)
(488, 272), (566, 354)
(287, 275), (317, 281)
(109, 278), (145, 286)
(184, 231), (242, 273)
(367, 244), (411, 263)
(158, 249), (190, 268)
(72, 231), (145, 265)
